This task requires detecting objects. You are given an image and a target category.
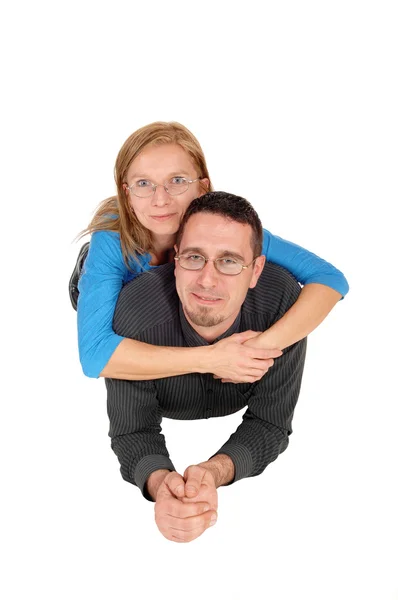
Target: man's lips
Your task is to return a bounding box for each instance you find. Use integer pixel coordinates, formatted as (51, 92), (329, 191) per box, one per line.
(190, 292), (224, 304)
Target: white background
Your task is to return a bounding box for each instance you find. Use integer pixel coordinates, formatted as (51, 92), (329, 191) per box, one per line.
(1, 1), (397, 599)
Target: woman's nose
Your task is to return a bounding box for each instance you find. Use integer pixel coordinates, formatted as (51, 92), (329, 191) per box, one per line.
(151, 185), (170, 207)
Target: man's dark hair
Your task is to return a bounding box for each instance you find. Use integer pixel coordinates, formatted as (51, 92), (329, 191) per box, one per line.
(176, 191), (263, 257)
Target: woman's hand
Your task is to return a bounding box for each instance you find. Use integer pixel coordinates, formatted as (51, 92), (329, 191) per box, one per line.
(208, 330), (282, 383)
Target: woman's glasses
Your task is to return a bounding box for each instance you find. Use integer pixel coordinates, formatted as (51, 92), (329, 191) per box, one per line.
(126, 177), (200, 198)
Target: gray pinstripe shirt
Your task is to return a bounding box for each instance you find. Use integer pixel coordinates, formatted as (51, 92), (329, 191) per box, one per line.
(106, 262), (307, 500)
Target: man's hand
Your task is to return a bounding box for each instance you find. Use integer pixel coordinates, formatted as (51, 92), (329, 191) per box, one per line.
(210, 330), (282, 383)
(153, 471), (217, 543)
(180, 465), (219, 512)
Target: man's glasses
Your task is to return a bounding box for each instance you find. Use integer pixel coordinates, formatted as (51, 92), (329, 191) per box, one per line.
(126, 177), (200, 198)
(175, 253), (258, 276)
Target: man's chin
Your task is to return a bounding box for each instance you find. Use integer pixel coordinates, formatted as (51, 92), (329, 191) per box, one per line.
(185, 307), (225, 329)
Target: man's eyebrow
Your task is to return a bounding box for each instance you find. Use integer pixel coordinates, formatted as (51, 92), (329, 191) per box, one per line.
(180, 247), (246, 262)
(217, 250), (246, 262)
(179, 246), (204, 255)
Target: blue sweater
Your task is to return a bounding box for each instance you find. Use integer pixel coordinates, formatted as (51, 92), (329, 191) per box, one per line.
(77, 229), (349, 378)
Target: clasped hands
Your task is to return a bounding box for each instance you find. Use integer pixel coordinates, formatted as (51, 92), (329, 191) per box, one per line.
(211, 330), (282, 384)
(154, 465), (219, 543)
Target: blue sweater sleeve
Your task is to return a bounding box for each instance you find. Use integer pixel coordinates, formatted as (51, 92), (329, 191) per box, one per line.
(77, 231), (130, 378)
(262, 229), (349, 297)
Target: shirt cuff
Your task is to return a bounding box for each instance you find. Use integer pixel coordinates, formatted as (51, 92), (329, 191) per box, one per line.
(135, 454), (176, 501)
(211, 443), (253, 483)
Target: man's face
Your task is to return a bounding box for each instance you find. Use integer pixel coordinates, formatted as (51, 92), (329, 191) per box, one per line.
(174, 213), (265, 341)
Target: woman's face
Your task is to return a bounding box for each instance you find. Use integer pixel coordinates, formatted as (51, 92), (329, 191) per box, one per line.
(125, 144), (208, 241)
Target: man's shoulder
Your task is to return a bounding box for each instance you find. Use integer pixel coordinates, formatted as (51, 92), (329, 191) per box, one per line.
(114, 263), (178, 336)
(244, 262), (302, 316)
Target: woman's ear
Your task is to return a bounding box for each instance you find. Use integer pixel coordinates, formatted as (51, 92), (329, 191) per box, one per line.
(200, 178), (210, 193)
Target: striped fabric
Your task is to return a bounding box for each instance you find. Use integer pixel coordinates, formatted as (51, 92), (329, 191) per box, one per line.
(106, 262), (307, 501)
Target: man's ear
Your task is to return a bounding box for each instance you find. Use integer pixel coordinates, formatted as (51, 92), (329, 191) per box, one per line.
(249, 255), (266, 289)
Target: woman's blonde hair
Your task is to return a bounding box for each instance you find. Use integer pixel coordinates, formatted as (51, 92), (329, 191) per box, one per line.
(78, 121), (213, 268)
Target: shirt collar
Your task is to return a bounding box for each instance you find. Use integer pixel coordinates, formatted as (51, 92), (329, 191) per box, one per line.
(178, 302), (242, 347)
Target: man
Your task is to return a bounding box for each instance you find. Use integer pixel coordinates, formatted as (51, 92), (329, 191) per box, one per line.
(106, 191), (307, 543)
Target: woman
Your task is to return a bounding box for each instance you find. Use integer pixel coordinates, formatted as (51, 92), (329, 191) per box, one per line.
(73, 121), (348, 382)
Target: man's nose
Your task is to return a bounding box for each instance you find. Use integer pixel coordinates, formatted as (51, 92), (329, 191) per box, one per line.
(151, 185), (170, 207)
(196, 260), (218, 287)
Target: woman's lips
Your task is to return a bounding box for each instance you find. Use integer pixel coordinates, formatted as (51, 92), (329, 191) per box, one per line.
(150, 214), (176, 221)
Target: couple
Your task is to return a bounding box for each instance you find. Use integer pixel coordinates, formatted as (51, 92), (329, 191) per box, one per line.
(70, 121), (348, 543)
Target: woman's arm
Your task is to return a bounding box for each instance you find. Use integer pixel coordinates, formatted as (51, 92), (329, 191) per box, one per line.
(249, 230), (348, 350)
(77, 230), (127, 378)
(77, 231), (278, 382)
(100, 334), (280, 381)
(253, 283), (342, 350)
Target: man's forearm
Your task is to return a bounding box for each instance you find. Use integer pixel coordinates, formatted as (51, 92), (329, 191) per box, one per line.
(198, 454), (235, 488)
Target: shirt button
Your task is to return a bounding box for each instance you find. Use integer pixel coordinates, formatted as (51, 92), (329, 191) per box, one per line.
(207, 389), (213, 394)
(206, 408), (212, 418)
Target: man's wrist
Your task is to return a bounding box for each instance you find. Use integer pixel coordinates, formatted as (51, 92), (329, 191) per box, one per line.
(198, 454), (235, 488)
(145, 469), (170, 501)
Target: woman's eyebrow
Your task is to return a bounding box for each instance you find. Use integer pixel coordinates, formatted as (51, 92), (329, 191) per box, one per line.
(129, 173), (149, 179)
(130, 170), (191, 180)
(168, 171), (191, 177)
